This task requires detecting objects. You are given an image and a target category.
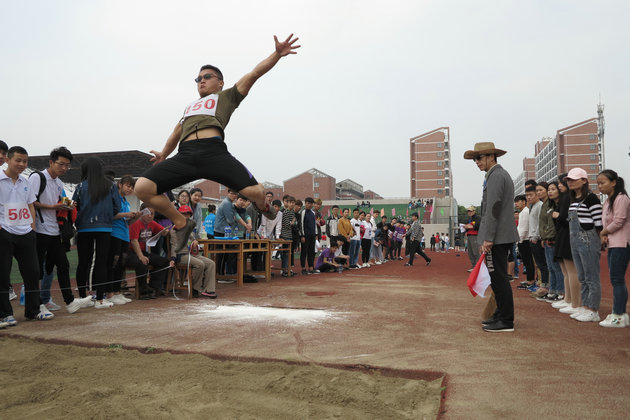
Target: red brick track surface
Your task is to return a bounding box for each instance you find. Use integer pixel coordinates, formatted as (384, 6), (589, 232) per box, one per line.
(3, 249), (629, 419)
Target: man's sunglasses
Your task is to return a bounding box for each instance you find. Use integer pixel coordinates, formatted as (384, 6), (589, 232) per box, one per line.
(194, 74), (221, 83)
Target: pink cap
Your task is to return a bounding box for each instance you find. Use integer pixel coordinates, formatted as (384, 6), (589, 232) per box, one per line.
(566, 168), (588, 180)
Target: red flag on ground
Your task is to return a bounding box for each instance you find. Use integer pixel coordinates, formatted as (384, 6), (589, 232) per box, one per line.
(467, 253), (491, 297)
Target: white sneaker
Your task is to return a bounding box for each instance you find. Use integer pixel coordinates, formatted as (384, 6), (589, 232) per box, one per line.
(66, 298), (83, 314)
(559, 305), (581, 314)
(551, 300), (570, 309)
(0, 320), (8, 329)
(8, 288), (17, 301)
(599, 313), (627, 328)
(109, 295), (127, 305)
(119, 295), (132, 303)
(576, 310), (600, 322)
(80, 297), (95, 308)
(375, 261), (382, 265)
(45, 300), (62, 311)
(37, 304), (55, 320)
(94, 299), (114, 309)
(569, 307), (586, 318)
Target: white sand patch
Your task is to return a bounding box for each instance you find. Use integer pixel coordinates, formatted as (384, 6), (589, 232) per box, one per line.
(195, 303), (341, 325)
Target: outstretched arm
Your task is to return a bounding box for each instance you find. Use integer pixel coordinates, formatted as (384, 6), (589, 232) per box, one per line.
(150, 123), (182, 165)
(235, 34), (300, 96)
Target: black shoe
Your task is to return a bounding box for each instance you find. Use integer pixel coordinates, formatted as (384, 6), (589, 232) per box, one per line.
(139, 293), (152, 300)
(301, 269), (308, 275)
(192, 289), (199, 298)
(404, 263), (412, 267)
(481, 315), (498, 326)
(426, 259), (432, 266)
(482, 320), (514, 332)
(244, 276), (258, 283)
(516, 282), (533, 290)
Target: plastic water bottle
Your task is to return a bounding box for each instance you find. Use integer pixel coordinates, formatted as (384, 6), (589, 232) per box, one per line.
(20, 284), (25, 305)
(224, 225), (232, 239)
(246, 231), (251, 240)
(337, 265), (343, 274)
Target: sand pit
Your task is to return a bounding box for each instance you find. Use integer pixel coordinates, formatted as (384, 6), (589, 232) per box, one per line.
(1, 337), (443, 419)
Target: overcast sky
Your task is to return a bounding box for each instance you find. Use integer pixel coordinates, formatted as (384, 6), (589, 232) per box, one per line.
(1, 0), (628, 206)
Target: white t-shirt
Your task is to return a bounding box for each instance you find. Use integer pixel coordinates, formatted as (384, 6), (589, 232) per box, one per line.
(350, 217), (361, 241)
(0, 170), (36, 235)
(361, 220), (373, 240)
(28, 170), (64, 236)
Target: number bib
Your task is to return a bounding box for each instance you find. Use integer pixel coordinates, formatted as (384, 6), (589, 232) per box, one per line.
(182, 94), (219, 119)
(4, 202), (32, 226)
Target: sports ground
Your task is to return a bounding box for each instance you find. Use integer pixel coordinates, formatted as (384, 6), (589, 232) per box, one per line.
(2, 249), (629, 419)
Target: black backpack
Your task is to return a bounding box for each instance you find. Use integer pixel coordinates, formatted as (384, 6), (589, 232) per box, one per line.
(28, 171), (48, 222)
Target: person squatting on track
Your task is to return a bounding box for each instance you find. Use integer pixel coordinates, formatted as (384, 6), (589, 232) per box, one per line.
(134, 34), (301, 245)
(464, 142), (519, 333)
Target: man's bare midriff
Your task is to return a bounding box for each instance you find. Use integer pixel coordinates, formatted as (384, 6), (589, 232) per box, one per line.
(182, 127), (223, 142)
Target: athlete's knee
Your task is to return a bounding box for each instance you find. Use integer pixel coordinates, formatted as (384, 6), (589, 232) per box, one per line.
(134, 177), (157, 199)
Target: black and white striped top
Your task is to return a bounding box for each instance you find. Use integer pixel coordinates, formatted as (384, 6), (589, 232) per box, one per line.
(568, 193), (602, 231)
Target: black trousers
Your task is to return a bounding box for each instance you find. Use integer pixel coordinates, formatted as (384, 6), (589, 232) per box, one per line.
(36, 233), (74, 305)
(517, 241), (536, 281)
(300, 235), (316, 268)
(0, 230), (40, 318)
(76, 231), (111, 300)
(361, 238), (372, 264)
(127, 251), (169, 293)
(107, 237), (129, 293)
(408, 240), (430, 265)
(529, 240), (549, 285)
(487, 243), (514, 325)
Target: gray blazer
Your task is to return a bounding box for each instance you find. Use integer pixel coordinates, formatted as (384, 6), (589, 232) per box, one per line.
(477, 164), (519, 245)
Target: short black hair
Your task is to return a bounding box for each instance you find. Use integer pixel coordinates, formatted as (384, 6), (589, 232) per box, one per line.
(525, 185), (537, 193)
(359, 211), (366, 216)
(525, 179), (538, 188)
(119, 175), (136, 187)
(0, 140), (8, 153)
(265, 191), (274, 196)
(332, 205), (339, 209)
(189, 187), (203, 197)
(411, 212), (419, 218)
(514, 194), (526, 202)
(199, 64), (223, 80)
(272, 199), (282, 207)
(353, 208), (359, 213)
(49, 146), (73, 162)
(7, 146), (27, 158)
(305, 197), (314, 203)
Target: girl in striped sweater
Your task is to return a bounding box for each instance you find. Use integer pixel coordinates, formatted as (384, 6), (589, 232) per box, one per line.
(565, 168), (603, 323)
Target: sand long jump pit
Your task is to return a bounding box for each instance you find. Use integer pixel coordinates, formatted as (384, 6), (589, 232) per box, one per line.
(1, 302), (445, 419)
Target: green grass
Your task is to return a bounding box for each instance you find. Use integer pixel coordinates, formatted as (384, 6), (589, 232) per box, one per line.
(10, 249), (79, 285)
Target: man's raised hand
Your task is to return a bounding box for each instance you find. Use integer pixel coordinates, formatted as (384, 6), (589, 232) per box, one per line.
(274, 34), (300, 57)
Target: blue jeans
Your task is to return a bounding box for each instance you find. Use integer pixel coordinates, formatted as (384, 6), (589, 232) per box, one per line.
(544, 244), (564, 294)
(39, 259), (54, 304)
(608, 246), (630, 315)
(512, 243), (520, 276)
(568, 210), (601, 310)
(349, 240), (361, 266)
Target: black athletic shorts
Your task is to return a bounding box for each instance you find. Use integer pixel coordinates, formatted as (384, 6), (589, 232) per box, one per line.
(142, 137), (258, 194)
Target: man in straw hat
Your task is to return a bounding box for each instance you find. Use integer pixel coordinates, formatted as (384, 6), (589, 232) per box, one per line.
(464, 142), (519, 332)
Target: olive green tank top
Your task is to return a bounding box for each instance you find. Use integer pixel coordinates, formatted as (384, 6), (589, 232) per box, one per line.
(179, 85), (246, 142)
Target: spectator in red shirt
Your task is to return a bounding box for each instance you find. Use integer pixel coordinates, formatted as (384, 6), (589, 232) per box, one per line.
(128, 204), (170, 299)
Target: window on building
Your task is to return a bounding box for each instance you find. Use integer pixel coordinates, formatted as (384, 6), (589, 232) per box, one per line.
(590, 144), (596, 150)
(437, 161), (443, 167)
(437, 151), (443, 158)
(437, 170), (443, 176)
(437, 189), (443, 195)
(590, 175), (596, 180)
(590, 164), (597, 170)
(590, 155), (596, 161)
(314, 193), (319, 198)
(437, 180), (443, 185)
(589, 134), (595, 140)
(436, 143), (442, 149)
(219, 185), (225, 191)
(314, 182), (319, 188)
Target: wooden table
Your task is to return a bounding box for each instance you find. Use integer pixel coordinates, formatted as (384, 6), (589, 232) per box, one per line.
(241, 238), (272, 282)
(199, 239), (244, 287)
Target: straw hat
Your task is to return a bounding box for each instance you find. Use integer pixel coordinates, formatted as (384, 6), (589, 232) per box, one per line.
(466, 206), (476, 212)
(463, 142), (507, 160)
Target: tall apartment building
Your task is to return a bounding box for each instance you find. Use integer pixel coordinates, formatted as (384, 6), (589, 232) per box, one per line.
(410, 127), (452, 199)
(513, 104), (605, 194)
(284, 168), (336, 200)
(514, 157), (536, 196)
